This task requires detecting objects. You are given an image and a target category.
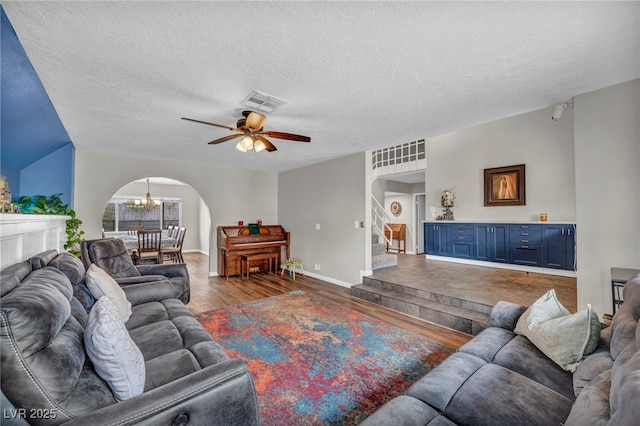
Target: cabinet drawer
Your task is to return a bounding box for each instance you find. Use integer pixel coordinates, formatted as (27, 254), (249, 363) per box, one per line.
(509, 232), (542, 246)
(510, 224), (541, 231)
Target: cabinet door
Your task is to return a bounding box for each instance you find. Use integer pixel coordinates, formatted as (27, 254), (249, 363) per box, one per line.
(492, 224), (509, 263)
(543, 224), (576, 270)
(474, 225), (491, 261)
(425, 223), (449, 255)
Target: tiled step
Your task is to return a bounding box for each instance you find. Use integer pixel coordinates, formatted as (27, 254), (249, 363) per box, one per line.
(351, 280), (490, 335)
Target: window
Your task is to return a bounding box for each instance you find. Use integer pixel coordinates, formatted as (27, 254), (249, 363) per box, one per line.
(102, 196), (182, 232)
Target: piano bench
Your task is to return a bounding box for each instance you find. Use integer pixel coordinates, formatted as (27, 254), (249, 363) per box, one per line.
(241, 252), (279, 279)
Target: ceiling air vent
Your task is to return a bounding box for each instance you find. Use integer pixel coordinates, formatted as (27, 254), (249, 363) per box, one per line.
(240, 90), (287, 114)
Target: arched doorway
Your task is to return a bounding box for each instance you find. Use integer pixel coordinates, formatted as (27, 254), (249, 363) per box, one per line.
(100, 177), (211, 265)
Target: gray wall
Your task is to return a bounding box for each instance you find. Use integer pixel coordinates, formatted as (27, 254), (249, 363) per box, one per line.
(574, 79), (640, 317)
(425, 105), (576, 222)
(279, 153), (367, 285)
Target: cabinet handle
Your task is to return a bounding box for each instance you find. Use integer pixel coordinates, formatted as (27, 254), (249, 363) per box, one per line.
(567, 229), (571, 236)
(521, 232), (529, 236)
(521, 240), (529, 243)
(521, 225), (529, 229)
(561, 229), (565, 236)
(521, 245), (529, 249)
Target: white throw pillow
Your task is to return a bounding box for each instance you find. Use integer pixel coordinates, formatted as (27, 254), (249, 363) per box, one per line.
(84, 296), (145, 401)
(85, 264), (132, 322)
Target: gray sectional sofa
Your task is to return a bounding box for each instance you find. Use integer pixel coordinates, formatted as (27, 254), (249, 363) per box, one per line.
(361, 274), (640, 426)
(1, 250), (259, 426)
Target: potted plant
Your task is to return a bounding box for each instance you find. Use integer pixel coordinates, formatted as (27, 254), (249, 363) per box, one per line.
(17, 194), (85, 256)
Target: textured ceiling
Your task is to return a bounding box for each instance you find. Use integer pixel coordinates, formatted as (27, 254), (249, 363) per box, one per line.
(3, 1), (639, 173)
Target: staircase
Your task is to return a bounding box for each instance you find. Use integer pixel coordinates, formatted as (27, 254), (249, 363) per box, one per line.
(371, 236), (397, 270)
(370, 195), (397, 270)
(351, 277), (490, 335)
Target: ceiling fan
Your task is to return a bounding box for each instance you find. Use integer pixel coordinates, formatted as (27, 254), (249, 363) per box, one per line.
(181, 111), (311, 152)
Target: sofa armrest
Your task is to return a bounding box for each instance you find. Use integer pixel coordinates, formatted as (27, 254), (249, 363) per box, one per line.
(115, 275), (168, 286)
(122, 280), (178, 305)
(62, 359), (259, 426)
(136, 263), (189, 280)
(487, 301), (528, 331)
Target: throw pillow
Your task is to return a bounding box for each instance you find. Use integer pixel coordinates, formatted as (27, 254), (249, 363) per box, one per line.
(85, 264), (132, 322)
(515, 291), (600, 372)
(514, 289), (570, 335)
(84, 296), (145, 401)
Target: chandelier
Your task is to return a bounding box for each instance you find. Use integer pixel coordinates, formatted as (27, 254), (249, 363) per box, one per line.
(134, 178), (161, 210)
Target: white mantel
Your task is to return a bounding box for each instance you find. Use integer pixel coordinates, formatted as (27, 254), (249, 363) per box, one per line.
(0, 213), (69, 270)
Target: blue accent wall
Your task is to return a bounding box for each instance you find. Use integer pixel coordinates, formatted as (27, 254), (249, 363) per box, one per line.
(20, 143), (75, 206)
(1, 6), (75, 206)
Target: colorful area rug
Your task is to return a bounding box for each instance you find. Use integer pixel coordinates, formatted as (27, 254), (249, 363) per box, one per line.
(196, 291), (454, 425)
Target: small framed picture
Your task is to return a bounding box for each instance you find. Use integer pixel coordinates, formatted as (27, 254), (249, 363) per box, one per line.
(484, 164), (525, 206)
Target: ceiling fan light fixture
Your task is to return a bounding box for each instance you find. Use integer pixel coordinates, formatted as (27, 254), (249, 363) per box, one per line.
(254, 139), (267, 152)
(235, 141), (248, 152)
(241, 135), (254, 149)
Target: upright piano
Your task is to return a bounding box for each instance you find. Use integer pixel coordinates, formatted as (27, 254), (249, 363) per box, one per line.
(217, 225), (290, 277)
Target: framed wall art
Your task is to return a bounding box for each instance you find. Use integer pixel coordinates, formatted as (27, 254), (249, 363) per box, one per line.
(484, 164), (526, 206)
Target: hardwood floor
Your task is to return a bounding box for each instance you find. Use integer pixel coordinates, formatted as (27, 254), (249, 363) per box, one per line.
(182, 252), (576, 350)
(183, 252), (472, 349)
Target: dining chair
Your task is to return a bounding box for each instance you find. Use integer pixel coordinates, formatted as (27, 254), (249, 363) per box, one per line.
(127, 225), (144, 235)
(164, 227), (186, 263)
(166, 225), (174, 237)
(136, 229), (162, 264)
(169, 226), (179, 238)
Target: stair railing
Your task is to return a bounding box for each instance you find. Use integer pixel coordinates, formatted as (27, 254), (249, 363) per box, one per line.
(371, 195), (394, 247)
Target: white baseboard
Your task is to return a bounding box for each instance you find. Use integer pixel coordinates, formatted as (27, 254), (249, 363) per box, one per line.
(424, 255), (577, 278)
(183, 249), (209, 256)
(302, 270), (353, 288)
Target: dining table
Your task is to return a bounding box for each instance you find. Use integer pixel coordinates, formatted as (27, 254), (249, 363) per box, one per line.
(116, 234), (178, 251)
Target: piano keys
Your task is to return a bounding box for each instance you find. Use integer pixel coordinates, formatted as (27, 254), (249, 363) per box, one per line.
(217, 224), (290, 277)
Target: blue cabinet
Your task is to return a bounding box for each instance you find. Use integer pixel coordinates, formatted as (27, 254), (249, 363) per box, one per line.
(450, 223), (474, 259)
(475, 224), (509, 262)
(424, 223), (449, 256)
(543, 224), (576, 270)
(425, 221), (576, 271)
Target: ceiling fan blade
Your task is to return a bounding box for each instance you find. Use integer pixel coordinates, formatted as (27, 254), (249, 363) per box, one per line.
(255, 135), (278, 152)
(259, 131), (311, 143)
(181, 117), (237, 131)
(244, 111), (267, 131)
(208, 133), (243, 145)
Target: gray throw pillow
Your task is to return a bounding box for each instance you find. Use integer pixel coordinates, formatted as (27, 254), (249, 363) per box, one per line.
(84, 296), (145, 401)
(515, 290), (601, 372)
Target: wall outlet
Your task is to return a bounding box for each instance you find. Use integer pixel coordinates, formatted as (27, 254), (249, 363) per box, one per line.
(315, 223), (320, 230)
(314, 264), (321, 271)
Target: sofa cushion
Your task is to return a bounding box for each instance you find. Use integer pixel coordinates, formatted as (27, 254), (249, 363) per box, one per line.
(444, 363), (574, 426)
(457, 326), (515, 363)
(573, 346), (614, 397)
(609, 339), (640, 425)
(84, 296), (145, 401)
(407, 352), (486, 412)
(360, 395), (457, 426)
(565, 369), (611, 426)
(516, 290), (600, 372)
(85, 238), (141, 278)
(492, 334), (574, 399)
(49, 252), (85, 285)
(86, 264), (132, 322)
